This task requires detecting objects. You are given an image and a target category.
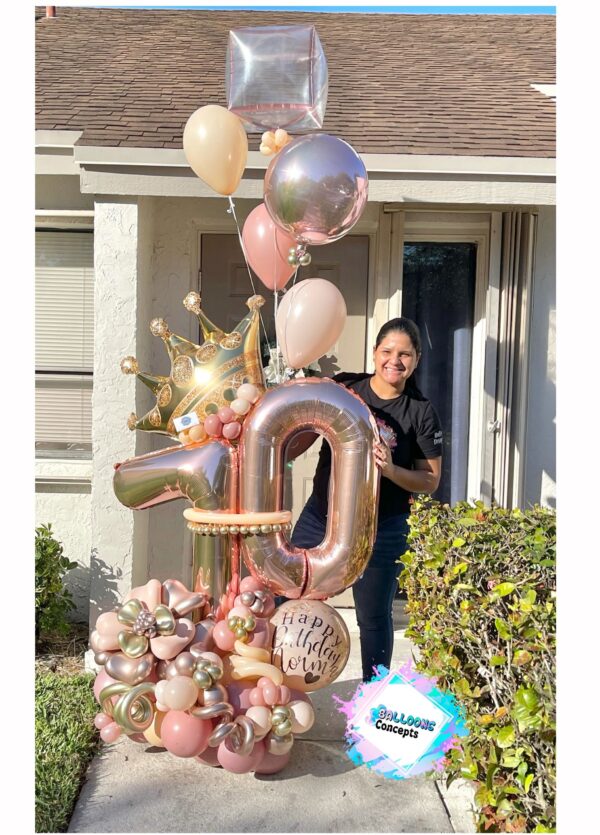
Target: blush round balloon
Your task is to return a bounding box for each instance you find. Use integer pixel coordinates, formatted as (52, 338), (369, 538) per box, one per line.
(242, 203), (297, 291)
(276, 278), (347, 369)
(264, 134), (368, 245)
(160, 710), (211, 758)
(183, 105), (248, 196)
(217, 739), (266, 773)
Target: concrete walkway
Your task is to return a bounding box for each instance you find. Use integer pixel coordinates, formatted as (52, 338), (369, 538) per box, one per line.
(69, 602), (476, 833)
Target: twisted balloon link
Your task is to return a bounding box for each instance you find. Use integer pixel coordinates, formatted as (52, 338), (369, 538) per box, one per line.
(230, 639), (283, 684)
(191, 700), (255, 757)
(99, 682), (156, 733)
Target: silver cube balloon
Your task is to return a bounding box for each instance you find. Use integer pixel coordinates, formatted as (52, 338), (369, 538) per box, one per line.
(226, 24), (328, 132)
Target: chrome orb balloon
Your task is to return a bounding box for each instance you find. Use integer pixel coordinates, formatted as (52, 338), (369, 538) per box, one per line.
(264, 134), (368, 246)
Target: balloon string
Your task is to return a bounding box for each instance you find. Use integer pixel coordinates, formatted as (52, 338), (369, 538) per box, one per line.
(283, 265), (300, 377)
(273, 287), (280, 384)
(227, 196), (272, 355)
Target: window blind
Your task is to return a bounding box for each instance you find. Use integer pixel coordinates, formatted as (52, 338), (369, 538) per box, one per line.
(35, 376), (93, 446)
(35, 231), (94, 372)
(35, 231), (94, 450)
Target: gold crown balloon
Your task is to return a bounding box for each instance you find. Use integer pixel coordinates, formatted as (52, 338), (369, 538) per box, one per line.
(121, 292), (266, 440)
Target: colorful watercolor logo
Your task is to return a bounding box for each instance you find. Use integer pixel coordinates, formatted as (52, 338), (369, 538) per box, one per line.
(334, 660), (469, 780)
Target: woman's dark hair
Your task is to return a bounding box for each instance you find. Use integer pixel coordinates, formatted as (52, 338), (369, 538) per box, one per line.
(374, 317), (423, 396)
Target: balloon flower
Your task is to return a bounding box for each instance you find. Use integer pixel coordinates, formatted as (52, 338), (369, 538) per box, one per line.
(91, 576), (329, 774)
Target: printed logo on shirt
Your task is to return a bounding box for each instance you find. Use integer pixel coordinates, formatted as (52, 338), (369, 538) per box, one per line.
(433, 431), (443, 445)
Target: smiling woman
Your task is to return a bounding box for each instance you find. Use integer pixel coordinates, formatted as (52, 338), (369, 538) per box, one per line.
(288, 317), (443, 682)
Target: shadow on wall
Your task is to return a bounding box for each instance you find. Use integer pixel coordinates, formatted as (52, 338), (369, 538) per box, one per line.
(88, 549), (122, 625)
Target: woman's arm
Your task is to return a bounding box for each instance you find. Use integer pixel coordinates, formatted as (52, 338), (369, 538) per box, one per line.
(374, 443), (441, 494)
(285, 431), (320, 461)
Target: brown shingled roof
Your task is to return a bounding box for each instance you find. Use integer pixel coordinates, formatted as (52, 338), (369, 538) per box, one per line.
(35, 7), (555, 158)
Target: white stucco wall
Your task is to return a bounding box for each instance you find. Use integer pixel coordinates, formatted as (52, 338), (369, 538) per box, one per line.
(524, 206), (556, 508)
(89, 198), (155, 624)
(35, 460), (93, 621)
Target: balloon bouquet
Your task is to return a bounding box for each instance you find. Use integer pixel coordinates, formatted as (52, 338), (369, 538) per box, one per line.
(91, 24), (381, 776)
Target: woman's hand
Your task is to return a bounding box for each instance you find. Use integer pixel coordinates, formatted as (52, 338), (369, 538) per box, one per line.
(374, 443), (442, 494)
(374, 442), (394, 479)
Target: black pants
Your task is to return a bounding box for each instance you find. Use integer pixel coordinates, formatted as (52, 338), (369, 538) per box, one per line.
(288, 495), (409, 682)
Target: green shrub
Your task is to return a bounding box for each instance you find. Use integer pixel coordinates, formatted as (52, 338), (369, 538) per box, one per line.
(36, 672), (99, 832)
(400, 499), (556, 833)
(35, 523), (78, 644)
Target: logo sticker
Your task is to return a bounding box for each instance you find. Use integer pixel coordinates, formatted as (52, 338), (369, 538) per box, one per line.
(173, 412), (200, 431)
(335, 661), (468, 780)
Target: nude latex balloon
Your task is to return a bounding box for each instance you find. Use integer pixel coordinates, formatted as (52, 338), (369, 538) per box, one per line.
(183, 105), (248, 196)
(276, 278), (346, 369)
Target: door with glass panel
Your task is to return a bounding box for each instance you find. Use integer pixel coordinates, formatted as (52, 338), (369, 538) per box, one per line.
(392, 212), (491, 506)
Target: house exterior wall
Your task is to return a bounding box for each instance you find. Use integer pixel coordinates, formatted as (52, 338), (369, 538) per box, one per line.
(88, 197), (156, 623)
(35, 460), (93, 621)
(524, 206), (556, 508)
(35, 177), (557, 623)
(35, 173), (95, 621)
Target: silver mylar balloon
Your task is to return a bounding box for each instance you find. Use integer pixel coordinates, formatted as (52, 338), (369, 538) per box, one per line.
(264, 134), (369, 246)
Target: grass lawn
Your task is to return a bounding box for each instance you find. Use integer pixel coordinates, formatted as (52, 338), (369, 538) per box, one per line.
(36, 629), (100, 833)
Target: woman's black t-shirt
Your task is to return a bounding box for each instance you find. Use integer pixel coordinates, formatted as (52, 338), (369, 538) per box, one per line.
(311, 372), (443, 519)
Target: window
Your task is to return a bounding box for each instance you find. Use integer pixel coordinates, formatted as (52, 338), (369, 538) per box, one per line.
(35, 230), (94, 458)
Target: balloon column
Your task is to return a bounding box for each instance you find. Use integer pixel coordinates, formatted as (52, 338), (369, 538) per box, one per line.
(181, 23), (369, 375)
(92, 24), (382, 776)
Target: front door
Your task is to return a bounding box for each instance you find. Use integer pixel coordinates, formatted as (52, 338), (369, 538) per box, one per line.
(391, 211), (492, 506)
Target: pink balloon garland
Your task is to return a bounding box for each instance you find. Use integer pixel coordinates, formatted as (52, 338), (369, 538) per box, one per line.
(91, 575), (322, 775)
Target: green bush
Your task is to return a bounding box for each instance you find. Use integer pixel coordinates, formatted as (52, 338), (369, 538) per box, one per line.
(400, 499), (556, 833)
(35, 523), (78, 644)
(36, 672), (99, 832)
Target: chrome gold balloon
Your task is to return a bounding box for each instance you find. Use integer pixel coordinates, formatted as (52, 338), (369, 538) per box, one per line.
(112, 683), (156, 734)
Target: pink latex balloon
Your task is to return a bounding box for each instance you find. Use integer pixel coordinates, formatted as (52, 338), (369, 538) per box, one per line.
(255, 749), (291, 774)
(217, 739), (265, 773)
(94, 712), (112, 730)
(218, 406), (236, 424)
(261, 681), (279, 706)
(276, 278), (346, 369)
(93, 669), (118, 703)
(222, 421), (242, 441)
(212, 620), (236, 652)
(249, 687), (267, 707)
(227, 681), (255, 714)
(204, 414), (223, 437)
(240, 576), (265, 594)
(247, 619), (272, 649)
(229, 604), (252, 620)
(100, 722), (122, 744)
(242, 203), (297, 291)
(160, 711), (211, 758)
